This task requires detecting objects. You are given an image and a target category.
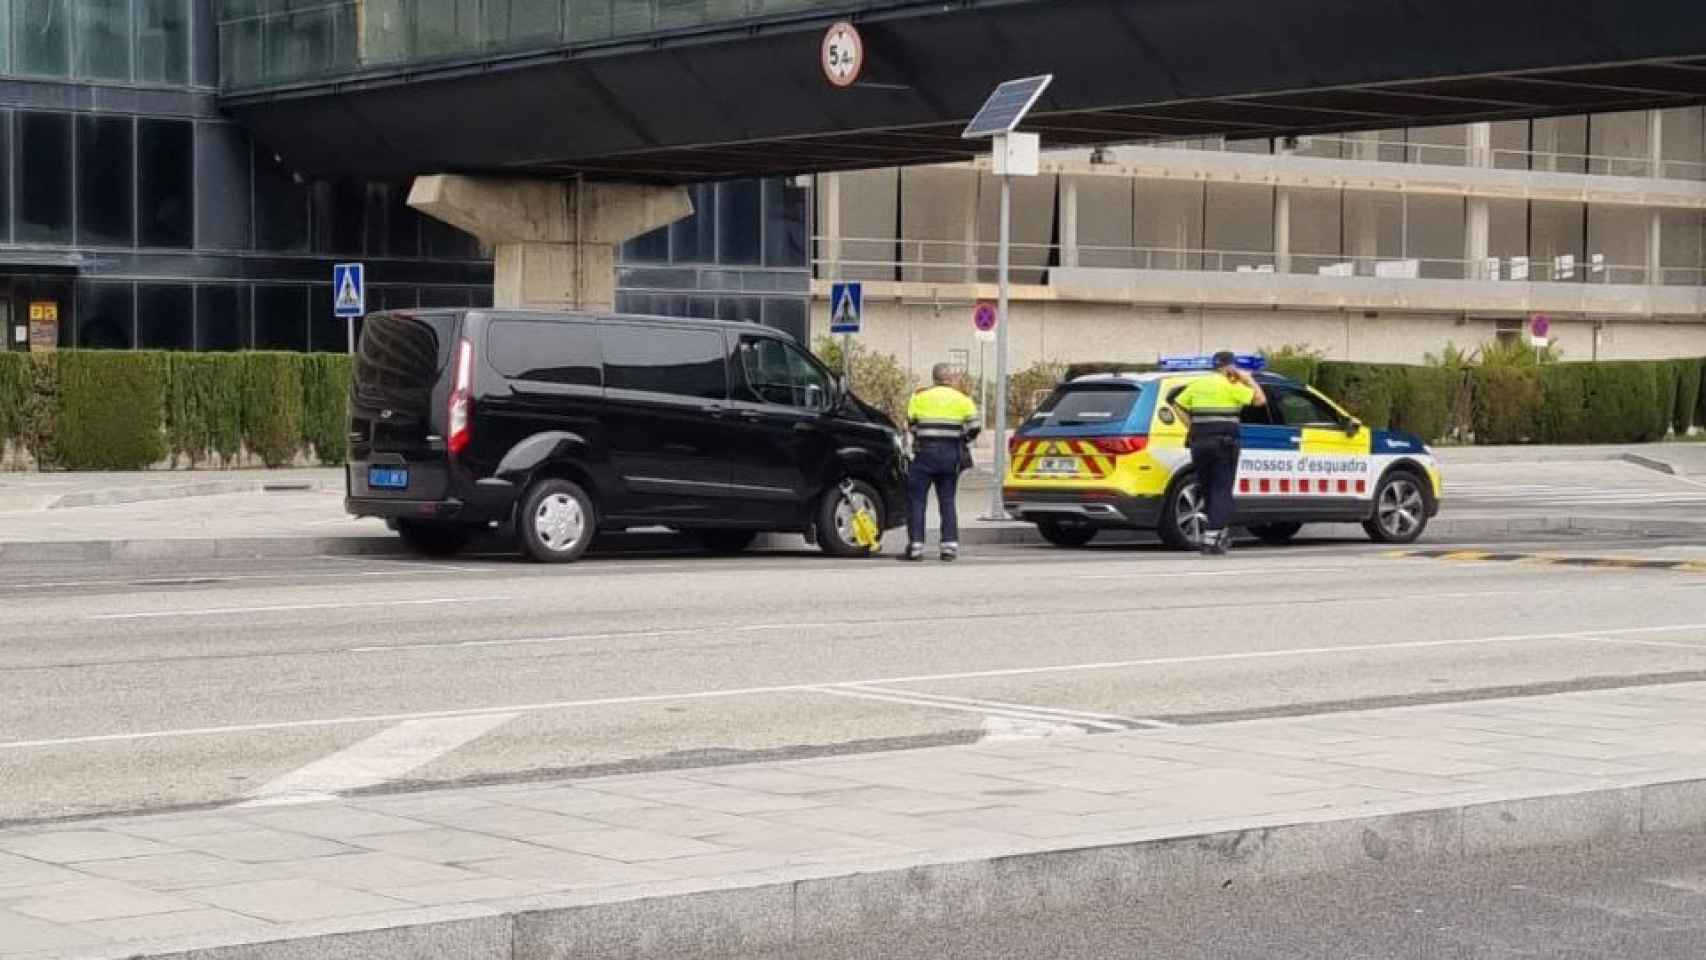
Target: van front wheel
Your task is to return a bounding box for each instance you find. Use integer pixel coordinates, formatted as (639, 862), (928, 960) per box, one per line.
(818, 480), (884, 557)
(518, 478), (597, 563)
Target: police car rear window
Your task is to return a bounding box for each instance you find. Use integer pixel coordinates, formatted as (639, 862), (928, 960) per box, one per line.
(1034, 384), (1143, 427)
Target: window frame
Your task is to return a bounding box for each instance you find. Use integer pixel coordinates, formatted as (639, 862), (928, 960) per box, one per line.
(735, 333), (831, 411)
(1270, 385), (1346, 429)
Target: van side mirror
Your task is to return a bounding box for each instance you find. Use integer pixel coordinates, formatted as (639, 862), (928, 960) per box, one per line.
(805, 383), (825, 410)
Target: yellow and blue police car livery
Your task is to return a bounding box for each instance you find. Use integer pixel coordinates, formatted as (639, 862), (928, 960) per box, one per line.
(1003, 355), (1442, 549)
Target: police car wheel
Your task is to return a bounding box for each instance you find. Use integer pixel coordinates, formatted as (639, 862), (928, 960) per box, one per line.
(1037, 520), (1098, 548)
(1364, 471), (1430, 544)
(1158, 475), (1208, 551)
(1249, 522), (1303, 545)
(819, 479), (883, 557)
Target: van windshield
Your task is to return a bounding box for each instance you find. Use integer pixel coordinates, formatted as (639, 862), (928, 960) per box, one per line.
(1032, 383), (1143, 428)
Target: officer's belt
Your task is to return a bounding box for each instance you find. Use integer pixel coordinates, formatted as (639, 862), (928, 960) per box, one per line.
(1189, 413), (1241, 423)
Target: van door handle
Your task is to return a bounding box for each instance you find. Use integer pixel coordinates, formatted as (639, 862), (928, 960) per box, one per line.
(793, 421), (816, 433)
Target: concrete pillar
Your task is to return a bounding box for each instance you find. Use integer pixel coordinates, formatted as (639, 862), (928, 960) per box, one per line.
(1273, 187), (1292, 274)
(963, 175), (981, 283)
(821, 173), (843, 280)
(1061, 177), (1080, 269)
(1465, 123), (1492, 279)
(408, 175), (693, 311)
(1648, 110), (1665, 284)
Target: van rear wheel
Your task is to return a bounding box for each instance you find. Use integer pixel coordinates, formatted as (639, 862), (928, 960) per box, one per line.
(518, 478), (597, 563)
(396, 520), (473, 557)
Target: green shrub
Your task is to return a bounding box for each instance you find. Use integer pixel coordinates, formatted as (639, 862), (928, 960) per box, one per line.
(1260, 344), (1324, 385)
(813, 338), (916, 431)
(301, 354), (353, 465)
(1673, 358), (1702, 435)
(53, 352), (167, 469)
(1579, 362), (1660, 443)
(1063, 361), (1150, 380)
(163, 353), (245, 466)
(1392, 367), (1459, 443)
(1470, 366), (1541, 444)
(1535, 364), (1589, 444)
(1008, 360), (1068, 424)
(1315, 362), (1400, 430)
(242, 353), (304, 467)
(0, 352), (27, 448)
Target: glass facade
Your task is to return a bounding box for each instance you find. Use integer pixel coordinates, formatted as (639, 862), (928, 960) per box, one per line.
(219, 0), (903, 89)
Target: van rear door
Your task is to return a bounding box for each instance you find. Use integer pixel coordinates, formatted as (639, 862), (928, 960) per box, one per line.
(348, 310), (463, 501)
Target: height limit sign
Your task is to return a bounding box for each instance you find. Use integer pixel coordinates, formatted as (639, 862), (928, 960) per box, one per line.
(973, 301), (997, 342)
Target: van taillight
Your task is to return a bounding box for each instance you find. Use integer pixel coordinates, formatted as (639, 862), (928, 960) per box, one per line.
(447, 338), (473, 455)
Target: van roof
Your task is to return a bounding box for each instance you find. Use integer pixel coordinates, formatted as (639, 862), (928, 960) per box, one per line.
(387, 307), (783, 335)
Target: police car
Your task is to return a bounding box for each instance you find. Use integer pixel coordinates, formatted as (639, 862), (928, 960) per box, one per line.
(1002, 355), (1442, 549)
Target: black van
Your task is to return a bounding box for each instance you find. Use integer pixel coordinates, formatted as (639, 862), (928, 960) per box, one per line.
(346, 309), (908, 562)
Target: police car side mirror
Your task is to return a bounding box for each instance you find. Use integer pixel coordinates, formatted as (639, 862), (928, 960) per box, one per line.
(1344, 417), (1362, 437)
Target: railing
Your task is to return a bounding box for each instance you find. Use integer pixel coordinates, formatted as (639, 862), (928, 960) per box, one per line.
(219, 0), (889, 90)
(1153, 136), (1706, 183)
(812, 236), (1706, 287)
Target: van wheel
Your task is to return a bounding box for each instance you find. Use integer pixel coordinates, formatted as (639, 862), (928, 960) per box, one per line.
(818, 479), (883, 557)
(1038, 520), (1098, 548)
(518, 478), (596, 563)
(396, 520), (473, 557)
(1158, 473), (1207, 551)
(1364, 471), (1429, 544)
(695, 530), (759, 554)
(1249, 522), (1304, 545)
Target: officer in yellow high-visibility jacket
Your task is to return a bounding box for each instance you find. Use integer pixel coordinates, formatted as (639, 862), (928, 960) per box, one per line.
(903, 364), (981, 562)
(1173, 352), (1267, 556)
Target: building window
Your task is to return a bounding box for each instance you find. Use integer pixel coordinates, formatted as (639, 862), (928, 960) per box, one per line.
(76, 114), (134, 246)
(137, 283), (192, 349)
(716, 179), (762, 266)
(254, 151), (310, 252)
(74, 0), (131, 79)
(76, 281), (133, 349)
(139, 119), (193, 248)
(17, 111), (73, 244)
(136, 0), (187, 83)
(195, 284), (248, 350)
(254, 284), (307, 350)
(763, 178), (806, 269)
(14, 0), (68, 76)
(195, 122), (251, 249)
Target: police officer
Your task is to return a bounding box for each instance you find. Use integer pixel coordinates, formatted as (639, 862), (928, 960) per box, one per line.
(1173, 352), (1267, 555)
(904, 363), (981, 562)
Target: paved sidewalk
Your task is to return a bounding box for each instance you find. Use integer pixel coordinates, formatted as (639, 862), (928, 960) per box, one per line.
(7, 682), (1706, 960)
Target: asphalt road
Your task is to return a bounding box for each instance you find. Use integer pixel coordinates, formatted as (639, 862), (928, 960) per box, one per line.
(4, 530), (1706, 824)
(774, 831), (1706, 960)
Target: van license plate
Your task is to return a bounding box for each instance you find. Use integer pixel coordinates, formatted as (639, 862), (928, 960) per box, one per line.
(369, 467), (409, 490)
(1034, 457), (1079, 476)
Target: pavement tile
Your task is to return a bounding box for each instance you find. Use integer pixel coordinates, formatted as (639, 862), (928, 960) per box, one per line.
(0, 908), (109, 952)
(575, 804), (765, 838)
(343, 794), (496, 818)
(496, 787), (662, 816)
(813, 787), (998, 815)
(995, 767), (1176, 795)
(409, 804), (610, 839)
(683, 769), (867, 795)
(10, 883), (198, 923)
(0, 854), (85, 892)
(462, 851), (671, 889)
(757, 806), (936, 839)
(352, 828), (545, 863)
(78, 907), (269, 942)
(879, 827), (1032, 852)
(925, 806), (1097, 839)
(530, 828), (729, 862)
(105, 815), (256, 840)
(1148, 769), (1337, 796)
(1506, 754), (1651, 777)
(697, 826), (908, 859)
(375, 876), (545, 906)
(245, 807), (432, 840)
(0, 830), (176, 864)
(181, 877), (411, 923)
(72, 852), (282, 891)
(631, 850), (799, 880)
(170, 828), (353, 863)
(275, 852), (482, 889)
(654, 786), (829, 815)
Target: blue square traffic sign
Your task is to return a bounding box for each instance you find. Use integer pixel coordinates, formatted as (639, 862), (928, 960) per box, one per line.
(829, 282), (862, 334)
(333, 263), (365, 318)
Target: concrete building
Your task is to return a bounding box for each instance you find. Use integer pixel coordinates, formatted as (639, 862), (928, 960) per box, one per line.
(814, 113), (1706, 378)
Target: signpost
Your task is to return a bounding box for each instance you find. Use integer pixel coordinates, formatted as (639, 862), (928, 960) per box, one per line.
(821, 21), (863, 88)
(973, 300), (997, 342)
(963, 75), (1052, 520)
(1529, 313), (1551, 361)
(828, 281), (862, 379)
(333, 263), (365, 354)
(27, 302), (58, 352)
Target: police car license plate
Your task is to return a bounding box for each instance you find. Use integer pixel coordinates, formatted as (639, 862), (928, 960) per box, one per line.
(1034, 457), (1079, 476)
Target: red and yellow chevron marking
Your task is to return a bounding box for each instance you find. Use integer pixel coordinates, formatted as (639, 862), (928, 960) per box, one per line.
(1009, 439), (1115, 479)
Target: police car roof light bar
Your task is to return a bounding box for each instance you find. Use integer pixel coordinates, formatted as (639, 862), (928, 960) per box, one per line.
(1157, 354), (1267, 372)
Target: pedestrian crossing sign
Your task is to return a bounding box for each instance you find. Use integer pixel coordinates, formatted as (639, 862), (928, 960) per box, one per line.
(333, 263), (365, 318)
(829, 282), (862, 334)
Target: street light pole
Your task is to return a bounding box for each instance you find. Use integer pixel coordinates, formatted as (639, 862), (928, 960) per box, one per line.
(990, 172), (1011, 519)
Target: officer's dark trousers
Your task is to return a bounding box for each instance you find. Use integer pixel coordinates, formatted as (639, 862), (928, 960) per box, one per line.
(907, 441), (961, 545)
(1188, 429), (1241, 535)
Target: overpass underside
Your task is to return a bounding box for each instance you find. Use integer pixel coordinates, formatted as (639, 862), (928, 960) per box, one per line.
(221, 0), (1706, 182)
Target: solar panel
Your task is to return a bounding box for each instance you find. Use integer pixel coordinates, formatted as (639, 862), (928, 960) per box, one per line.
(961, 74), (1054, 139)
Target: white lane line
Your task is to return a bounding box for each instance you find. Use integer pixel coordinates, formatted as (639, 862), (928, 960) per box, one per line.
(1587, 636), (1706, 651)
(1076, 566), (1358, 581)
(86, 596), (512, 621)
(240, 712), (519, 807)
(1, 569), (471, 591)
(839, 684), (1174, 730)
(10, 621), (1706, 752)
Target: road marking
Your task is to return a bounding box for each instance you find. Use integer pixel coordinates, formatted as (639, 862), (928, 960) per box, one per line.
(0, 569), (471, 592)
(818, 684), (1162, 732)
(241, 712), (519, 807)
(839, 685), (1173, 729)
(1075, 565), (1359, 581)
(86, 596), (512, 621)
(9, 621), (1704, 752)
(1395, 549), (1706, 574)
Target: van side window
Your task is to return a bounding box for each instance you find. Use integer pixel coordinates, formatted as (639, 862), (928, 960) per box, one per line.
(601, 324), (728, 401)
(737, 336), (830, 410)
(488, 320), (601, 387)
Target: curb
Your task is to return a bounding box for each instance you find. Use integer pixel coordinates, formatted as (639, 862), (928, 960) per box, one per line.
(30, 774), (1706, 960)
(3, 515), (1704, 567)
(47, 479), (327, 510)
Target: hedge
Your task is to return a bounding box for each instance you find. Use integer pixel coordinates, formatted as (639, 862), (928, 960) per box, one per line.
(0, 351), (351, 470)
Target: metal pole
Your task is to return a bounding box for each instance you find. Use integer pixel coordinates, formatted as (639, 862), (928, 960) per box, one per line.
(347, 316), (355, 356)
(989, 174), (1012, 519)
